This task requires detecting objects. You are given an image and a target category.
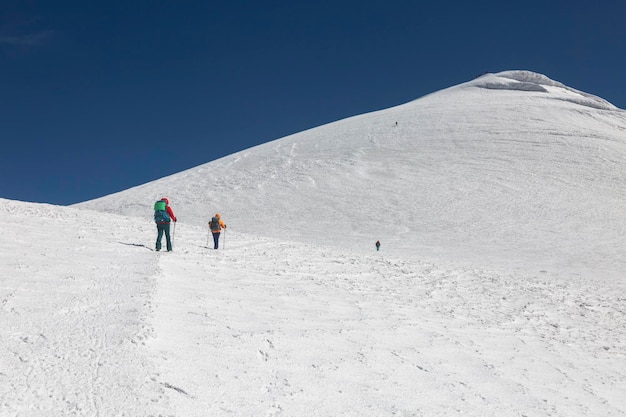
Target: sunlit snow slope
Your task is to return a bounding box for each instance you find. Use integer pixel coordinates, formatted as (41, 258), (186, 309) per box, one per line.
(5, 70), (626, 417)
(77, 70), (626, 280)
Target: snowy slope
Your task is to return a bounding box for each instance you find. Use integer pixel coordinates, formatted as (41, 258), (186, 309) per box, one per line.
(3, 70), (626, 416)
(77, 70), (626, 282)
(0, 199), (167, 416)
(2, 197), (625, 416)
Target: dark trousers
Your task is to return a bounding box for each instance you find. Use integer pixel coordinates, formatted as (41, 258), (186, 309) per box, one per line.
(212, 232), (221, 249)
(156, 223), (172, 251)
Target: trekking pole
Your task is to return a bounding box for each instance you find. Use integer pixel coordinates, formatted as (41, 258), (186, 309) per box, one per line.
(223, 228), (226, 250)
(206, 227), (210, 248)
(172, 222), (176, 242)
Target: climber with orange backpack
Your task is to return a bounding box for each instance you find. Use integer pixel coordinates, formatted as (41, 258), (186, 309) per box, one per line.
(208, 213), (227, 249)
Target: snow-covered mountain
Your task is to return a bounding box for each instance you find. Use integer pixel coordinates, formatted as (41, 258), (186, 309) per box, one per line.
(3, 70), (626, 416)
(78, 70), (626, 281)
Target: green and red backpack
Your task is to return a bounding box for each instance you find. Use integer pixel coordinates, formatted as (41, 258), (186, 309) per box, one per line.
(154, 200), (171, 223)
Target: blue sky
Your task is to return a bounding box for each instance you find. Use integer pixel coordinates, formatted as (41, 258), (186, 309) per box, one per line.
(2, 1), (625, 205)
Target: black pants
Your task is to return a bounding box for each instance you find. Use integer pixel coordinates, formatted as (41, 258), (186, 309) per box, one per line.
(212, 232), (220, 249)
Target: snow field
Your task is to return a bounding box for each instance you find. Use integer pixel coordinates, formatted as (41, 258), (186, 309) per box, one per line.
(151, 223), (626, 416)
(1, 200), (170, 416)
(1, 198), (625, 416)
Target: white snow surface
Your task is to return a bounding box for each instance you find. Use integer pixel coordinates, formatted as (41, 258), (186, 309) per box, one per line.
(2, 70), (626, 416)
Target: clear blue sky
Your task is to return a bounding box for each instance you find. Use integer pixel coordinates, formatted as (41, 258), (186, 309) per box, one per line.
(2, 1), (625, 205)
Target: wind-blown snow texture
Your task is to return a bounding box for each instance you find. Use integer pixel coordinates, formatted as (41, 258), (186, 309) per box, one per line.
(2, 71), (626, 416)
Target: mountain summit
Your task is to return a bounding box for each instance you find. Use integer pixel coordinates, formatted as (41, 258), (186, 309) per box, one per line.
(78, 70), (626, 279)
(470, 70), (617, 110)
